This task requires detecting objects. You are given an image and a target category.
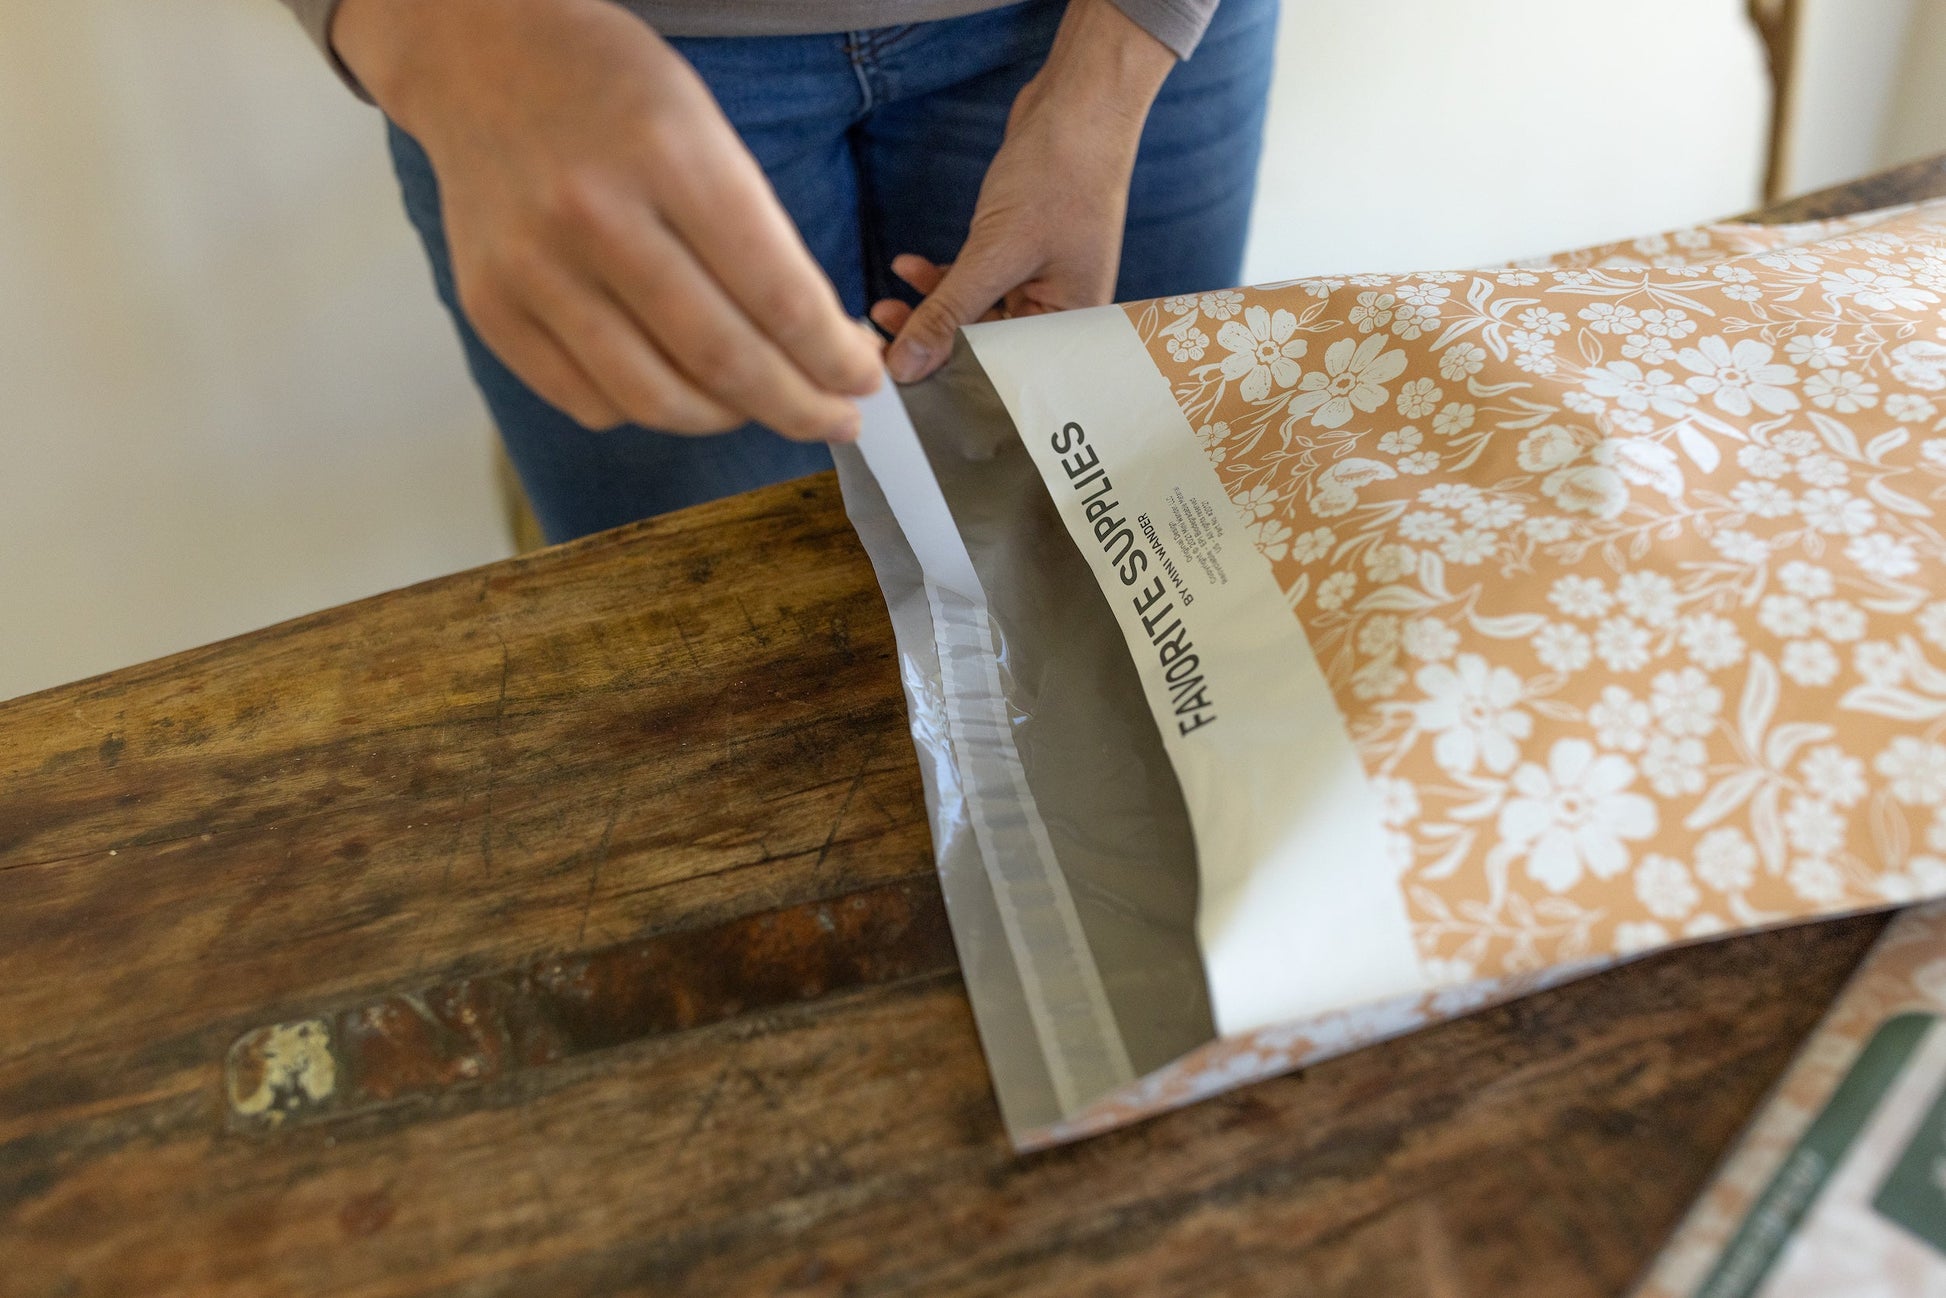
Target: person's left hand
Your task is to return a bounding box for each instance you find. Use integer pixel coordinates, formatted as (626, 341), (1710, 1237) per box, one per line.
(870, 0), (1177, 382)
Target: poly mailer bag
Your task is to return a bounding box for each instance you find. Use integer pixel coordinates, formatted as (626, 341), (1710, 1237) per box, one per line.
(1632, 901), (1946, 1296)
(836, 199), (1946, 1149)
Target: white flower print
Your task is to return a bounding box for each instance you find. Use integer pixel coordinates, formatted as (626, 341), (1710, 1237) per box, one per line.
(1636, 854), (1700, 920)
(1463, 496), (1525, 529)
(1920, 601), (1946, 650)
(1781, 638), (1840, 686)
(1524, 516), (1574, 543)
(1594, 616), (1652, 672)
(1778, 560), (1834, 598)
(1813, 599), (1864, 642)
(1399, 511), (1454, 543)
(1418, 482), (1480, 511)
(1771, 428), (1819, 455)
(1855, 641), (1906, 688)
(1199, 289), (1245, 320)
(1534, 623), (1592, 673)
(1356, 615), (1401, 656)
(1759, 594), (1814, 638)
(1782, 795), (1845, 856)
(1588, 685), (1651, 752)
(1251, 517), (1293, 561)
(1398, 450), (1441, 476)
(1679, 614), (1745, 670)
(1579, 303), (1642, 334)
(1886, 391), (1937, 422)
(1498, 739), (1657, 892)
(1550, 575), (1612, 619)
(1167, 327), (1209, 362)
(1290, 335), (1406, 428)
(1875, 736), (1946, 805)
(1373, 776), (1420, 826)
(1738, 444), (1790, 478)
(1800, 744), (1866, 807)
(1542, 464), (1630, 519)
(1352, 662), (1408, 701)
(1874, 854), (1946, 902)
(1315, 571), (1356, 610)
(1439, 529), (1495, 566)
(1650, 668), (1721, 737)
(1639, 307), (1697, 338)
(1348, 291), (1395, 334)
(1731, 480), (1796, 518)
(1517, 424), (1585, 474)
(1788, 856), (1846, 904)
(1413, 654), (1532, 775)
(1366, 542), (1417, 583)
(1845, 532), (1918, 579)
(1617, 572), (1680, 627)
(1803, 368), (1878, 412)
(1823, 266), (1940, 312)
(1518, 307), (1569, 336)
(1392, 303), (1442, 341)
(1684, 913), (1730, 939)
(1439, 342), (1486, 381)
(1622, 334), (1676, 365)
(1793, 454), (1848, 488)
(1218, 305), (1308, 402)
(1432, 402), (1475, 438)
(1797, 488), (1874, 536)
(1397, 282), (1450, 308)
(1396, 378), (1441, 419)
(1581, 362), (1699, 417)
(1642, 734), (1706, 797)
(1162, 293), (1198, 316)
(1676, 337), (1800, 416)
(1615, 921), (1671, 954)
(1378, 426), (1423, 455)
(1695, 827), (1758, 893)
(1401, 617), (1459, 663)
(1785, 332), (1848, 369)
(1290, 526), (1334, 564)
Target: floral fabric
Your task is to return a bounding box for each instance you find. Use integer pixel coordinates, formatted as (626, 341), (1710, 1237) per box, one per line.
(1129, 201), (1946, 985)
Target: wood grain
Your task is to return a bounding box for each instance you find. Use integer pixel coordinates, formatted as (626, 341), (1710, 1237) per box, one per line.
(6, 160), (1946, 1297)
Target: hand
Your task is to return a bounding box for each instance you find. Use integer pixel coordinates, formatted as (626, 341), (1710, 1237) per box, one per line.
(332, 0), (882, 440)
(870, 0), (1176, 382)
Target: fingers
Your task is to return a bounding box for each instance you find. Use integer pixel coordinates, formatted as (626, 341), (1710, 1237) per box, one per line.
(582, 213), (865, 443)
(887, 234), (1029, 383)
(460, 280), (625, 431)
(656, 124), (883, 400)
(530, 270), (751, 435)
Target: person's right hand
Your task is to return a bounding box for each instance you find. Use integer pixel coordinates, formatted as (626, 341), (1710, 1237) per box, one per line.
(332, 0), (881, 440)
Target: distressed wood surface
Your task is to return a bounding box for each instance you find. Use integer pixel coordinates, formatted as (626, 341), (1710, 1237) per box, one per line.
(5, 162), (1944, 1297)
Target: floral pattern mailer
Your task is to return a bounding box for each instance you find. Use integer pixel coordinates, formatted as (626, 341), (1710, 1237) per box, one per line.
(1127, 201), (1946, 984)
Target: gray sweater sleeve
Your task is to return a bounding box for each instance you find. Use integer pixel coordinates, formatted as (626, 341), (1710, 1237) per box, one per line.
(278, 0), (371, 99)
(275, 0), (1223, 102)
(1104, 0), (1218, 59)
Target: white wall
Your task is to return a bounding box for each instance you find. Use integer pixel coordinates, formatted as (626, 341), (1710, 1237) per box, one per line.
(0, 0), (509, 703)
(1243, 0), (1771, 281)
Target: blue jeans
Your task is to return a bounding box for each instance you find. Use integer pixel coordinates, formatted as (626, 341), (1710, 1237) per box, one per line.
(389, 0), (1276, 542)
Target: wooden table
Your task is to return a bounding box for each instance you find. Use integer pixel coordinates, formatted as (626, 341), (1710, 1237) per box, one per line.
(6, 157), (1945, 1298)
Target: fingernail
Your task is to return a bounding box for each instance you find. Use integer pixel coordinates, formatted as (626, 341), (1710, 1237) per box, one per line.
(827, 417), (860, 444)
(888, 344), (929, 384)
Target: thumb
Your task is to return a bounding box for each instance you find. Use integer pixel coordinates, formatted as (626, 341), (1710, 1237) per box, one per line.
(886, 234), (1028, 383)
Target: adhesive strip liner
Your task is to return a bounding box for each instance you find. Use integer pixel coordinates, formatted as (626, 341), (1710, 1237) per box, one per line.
(840, 356), (1217, 1140)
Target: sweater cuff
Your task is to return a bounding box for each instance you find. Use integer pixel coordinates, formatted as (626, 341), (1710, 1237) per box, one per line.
(1103, 0), (1218, 59)
(280, 0), (376, 102)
